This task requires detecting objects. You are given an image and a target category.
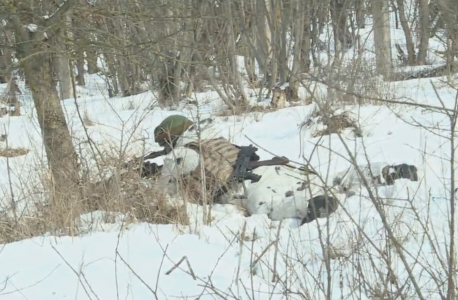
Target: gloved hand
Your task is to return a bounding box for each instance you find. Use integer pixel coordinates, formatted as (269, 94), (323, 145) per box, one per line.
(141, 161), (161, 178)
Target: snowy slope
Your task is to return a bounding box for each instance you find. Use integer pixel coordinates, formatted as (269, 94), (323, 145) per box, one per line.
(0, 6), (457, 299)
(0, 72), (455, 299)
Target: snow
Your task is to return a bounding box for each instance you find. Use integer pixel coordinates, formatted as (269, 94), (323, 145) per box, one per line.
(26, 24), (38, 32)
(0, 8), (457, 300)
(1, 72), (455, 299)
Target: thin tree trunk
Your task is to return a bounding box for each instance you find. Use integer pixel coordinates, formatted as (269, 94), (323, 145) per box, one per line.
(0, 31), (13, 84)
(226, 0), (249, 105)
(73, 13), (86, 85)
(372, 0), (393, 79)
(241, 0), (257, 84)
(278, 0), (288, 83)
(416, 0), (430, 64)
(290, 0), (304, 100)
(355, 0), (366, 28)
(56, 12), (74, 100)
(395, 0), (417, 65)
(257, 0), (273, 88)
(13, 24), (79, 202)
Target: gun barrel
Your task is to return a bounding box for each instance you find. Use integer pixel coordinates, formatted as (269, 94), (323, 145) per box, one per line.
(143, 149), (168, 160)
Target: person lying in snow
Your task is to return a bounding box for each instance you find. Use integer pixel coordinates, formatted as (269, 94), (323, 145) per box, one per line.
(139, 114), (288, 180)
(158, 146), (342, 224)
(156, 125), (293, 202)
(137, 115), (419, 225)
(137, 114), (256, 177)
(148, 116), (340, 224)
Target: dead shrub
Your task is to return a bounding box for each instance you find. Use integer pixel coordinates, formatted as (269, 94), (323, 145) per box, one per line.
(0, 147), (30, 157)
(312, 113), (361, 137)
(79, 160), (189, 226)
(303, 108), (362, 138)
(129, 193), (188, 225)
(0, 155), (191, 244)
(0, 214), (48, 244)
(215, 104), (275, 117)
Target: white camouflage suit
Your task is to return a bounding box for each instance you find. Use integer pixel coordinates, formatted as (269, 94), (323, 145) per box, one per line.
(157, 119), (344, 222)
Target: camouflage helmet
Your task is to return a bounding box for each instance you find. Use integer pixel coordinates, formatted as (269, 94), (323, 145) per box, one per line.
(154, 115), (194, 147)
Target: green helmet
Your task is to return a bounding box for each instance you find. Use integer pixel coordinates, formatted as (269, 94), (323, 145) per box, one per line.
(154, 115), (194, 147)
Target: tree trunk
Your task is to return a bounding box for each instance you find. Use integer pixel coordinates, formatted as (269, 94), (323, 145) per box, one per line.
(416, 0), (430, 64)
(278, 0), (289, 84)
(257, 0), (273, 88)
(55, 13), (74, 100)
(73, 13), (86, 85)
(0, 37), (13, 84)
(225, 0), (249, 105)
(395, 0), (417, 65)
(11, 0), (79, 204)
(28, 55), (79, 195)
(86, 46), (99, 75)
(331, 0), (351, 51)
(372, 0), (393, 79)
(355, 0), (366, 28)
(242, 0), (257, 84)
(290, 0), (305, 100)
(14, 26), (79, 201)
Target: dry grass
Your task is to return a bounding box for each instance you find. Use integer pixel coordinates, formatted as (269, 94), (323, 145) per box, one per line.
(308, 110), (362, 138)
(0, 154), (191, 244)
(0, 147), (30, 157)
(79, 162), (190, 226)
(215, 104), (275, 117)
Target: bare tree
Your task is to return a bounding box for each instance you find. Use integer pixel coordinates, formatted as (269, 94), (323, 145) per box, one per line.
(9, 0), (79, 201)
(372, 0), (393, 78)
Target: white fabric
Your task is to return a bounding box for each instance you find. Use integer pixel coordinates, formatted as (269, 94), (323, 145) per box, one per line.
(161, 147), (200, 179)
(243, 165), (340, 221)
(158, 135), (349, 221)
(157, 147), (201, 195)
(333, 162), (390, 192)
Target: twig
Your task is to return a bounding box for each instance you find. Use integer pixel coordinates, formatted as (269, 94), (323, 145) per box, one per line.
(236, 221), (247, 292)
(116, 251), (159, 300)
(272, 221), (282, 283)
(165, 256), (197, 280)
(3, 126), (16, 221)
(251, 239), (277, 269)
(52, 245), (100, 300)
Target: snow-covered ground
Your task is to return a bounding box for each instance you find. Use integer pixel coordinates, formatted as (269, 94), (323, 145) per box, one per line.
(0, 71), (455, 299)
(0, 8), (457, 300)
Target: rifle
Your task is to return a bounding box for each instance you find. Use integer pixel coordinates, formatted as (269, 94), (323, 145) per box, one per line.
(233, 145), (291, 183)
(123, 148), (170, 177)
(143, 147), (171, 160)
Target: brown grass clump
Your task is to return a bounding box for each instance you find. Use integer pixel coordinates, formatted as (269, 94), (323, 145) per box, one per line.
(80, 167), (189, 226)
(310, 111), (362, 138)
(0, 147), (30, 157)
(0, 214), (49, 244)
(215, 104), (275, 117)
(0, 156), (191, 244)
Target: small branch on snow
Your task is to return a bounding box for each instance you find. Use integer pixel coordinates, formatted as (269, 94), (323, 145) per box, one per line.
(165, 256), (197, 280)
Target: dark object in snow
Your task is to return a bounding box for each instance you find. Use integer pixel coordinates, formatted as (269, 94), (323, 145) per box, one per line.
(301, 195), (338, 225)
(233, 145), (263, 183)
(379, 164), (418, 185)
(271, 82), (293, 109)
(140, 161), (162, 178)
